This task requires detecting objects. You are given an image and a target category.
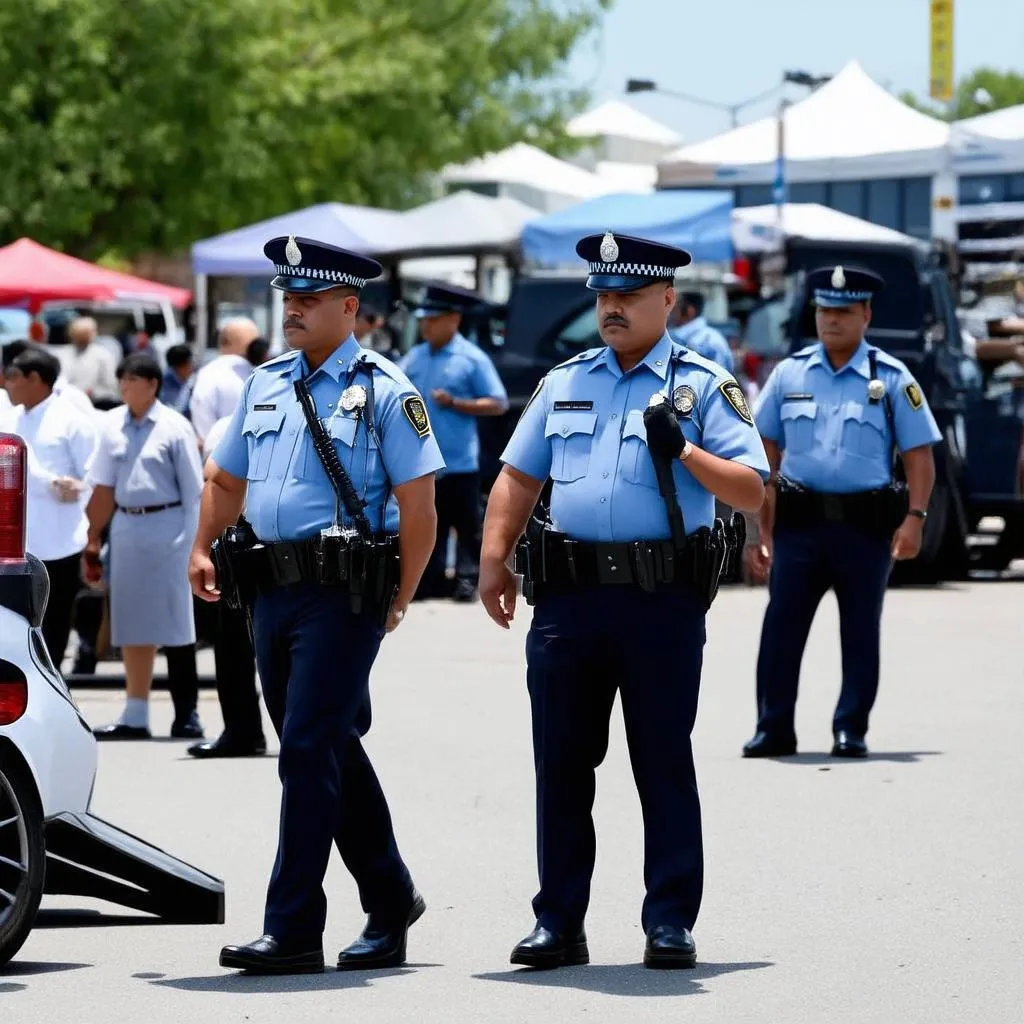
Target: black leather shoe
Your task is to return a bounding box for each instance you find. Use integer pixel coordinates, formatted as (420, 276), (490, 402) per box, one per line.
(187, 734), (267, 759)
(644, 924), (697, 969)
(831, 730), (868, 758)
(337, 891), (426, 970)
(93, 723), (152, 740)
(170, 712), (204, 740)
(220, 934), (324, 974)
(509, 924), (589, 969)
(452, 579), (477, 603)
(742, 731), (797, 758)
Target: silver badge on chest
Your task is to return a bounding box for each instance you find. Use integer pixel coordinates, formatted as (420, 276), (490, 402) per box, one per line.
(647, 392), (667, 407)
(672, 385), (697, 417)
(340, 384), (367, 412)
(867, 379), (885, 402)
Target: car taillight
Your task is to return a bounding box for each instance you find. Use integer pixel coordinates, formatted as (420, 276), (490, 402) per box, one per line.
(0, 433), (27, 564)
(0, 680), (28, 725)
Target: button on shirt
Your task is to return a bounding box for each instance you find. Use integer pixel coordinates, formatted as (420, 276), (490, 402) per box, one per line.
(89, 401), (204, 510)
(189, 354), (252, 441)
(6, 394), (99, 560)
(671, 317), (734, 372)
(399, 333), (508, 474)
(754, 340), (942, 493)
(213, 335), (446, 542)
(501, 333), (770, 543)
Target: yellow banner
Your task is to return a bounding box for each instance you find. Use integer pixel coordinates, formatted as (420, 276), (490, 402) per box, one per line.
(929, 0), (954, 102)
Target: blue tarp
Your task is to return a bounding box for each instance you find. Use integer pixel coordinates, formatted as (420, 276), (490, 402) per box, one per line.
(191, 202), (409, 276)
(520, 190), (735, 266)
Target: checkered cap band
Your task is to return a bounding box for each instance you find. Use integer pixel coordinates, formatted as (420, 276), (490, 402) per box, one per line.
(814, 288), (872, 302)
(588, 262), (677, 277)
(274, 264), (368, 287)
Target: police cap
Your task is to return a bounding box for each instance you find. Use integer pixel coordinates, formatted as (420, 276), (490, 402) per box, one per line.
(808, 264), (885, 308)
(264, 235), (382, 293)
(413, 281), (485, 319)
(575, 231), (693, 294)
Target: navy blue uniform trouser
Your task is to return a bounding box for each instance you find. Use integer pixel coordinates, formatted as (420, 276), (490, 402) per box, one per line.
(422, 471), (480, 592)
(252, 583), (413, 945)
(755, 523), (892, 740)
(526, 584), (706, 934)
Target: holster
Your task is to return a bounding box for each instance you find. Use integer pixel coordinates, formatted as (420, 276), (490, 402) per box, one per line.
(210, 520), (259, 611)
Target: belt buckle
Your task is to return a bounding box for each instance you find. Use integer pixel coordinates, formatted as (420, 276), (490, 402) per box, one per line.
(596, 542), (627, 584)
(822, 494), (844, 523)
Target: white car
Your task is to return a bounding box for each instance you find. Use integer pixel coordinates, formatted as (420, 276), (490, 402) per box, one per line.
(0, 432), (223, 965)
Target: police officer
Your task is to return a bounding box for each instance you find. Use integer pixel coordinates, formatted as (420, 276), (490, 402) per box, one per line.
(742, 265), (941, 760)
(669, 291), (735, 371)
(188, 236), (445, 975)
(480, 232), (769, 969)
(400, 282), (508, 601)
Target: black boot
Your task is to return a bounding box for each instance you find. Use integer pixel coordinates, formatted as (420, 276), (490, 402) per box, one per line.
(219, 935), (324, 974)
(510, 924), (589, 969)
(644, 925), (697, 969)
(337, 892), (426, 969)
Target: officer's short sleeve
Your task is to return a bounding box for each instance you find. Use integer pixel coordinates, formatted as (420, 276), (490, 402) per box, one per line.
(500, 377), (552, 482)
(892, 367), (942, 452)
(210, 380), (251, 478)
(753, 364), (784, 442)
(701, 375), (770, 480)
(378, 384), (446, 486)
(471, 350), (509, 404)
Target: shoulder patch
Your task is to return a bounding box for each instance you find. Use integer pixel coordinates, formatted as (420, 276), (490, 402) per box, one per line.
(402, 394), (431, 437)
(719, 380), (754, 424)
(904, 381), (924, 411)
(520, 376), (546, 419)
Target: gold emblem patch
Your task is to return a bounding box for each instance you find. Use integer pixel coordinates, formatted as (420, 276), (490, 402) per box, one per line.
(719, 380), (753, 424)
(402, 395), (431, 437)
(904, 382), (924, 411)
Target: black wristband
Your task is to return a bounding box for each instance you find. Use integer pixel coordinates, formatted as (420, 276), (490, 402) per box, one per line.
(907, 508), (927, 520)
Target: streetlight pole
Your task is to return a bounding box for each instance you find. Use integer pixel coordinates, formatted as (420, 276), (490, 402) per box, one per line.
(625, 78), (784, 131)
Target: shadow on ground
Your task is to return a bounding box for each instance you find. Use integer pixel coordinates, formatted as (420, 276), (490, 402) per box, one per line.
(769, 751), (942, 766)
(0, 961), (91, 976)
(149, 963), (442, 994)
(474, 960), (773, 996)
(35, 909), (162, 929)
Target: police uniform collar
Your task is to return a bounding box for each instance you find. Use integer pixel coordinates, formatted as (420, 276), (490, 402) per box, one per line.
(281, 335), (363, 381)
(807, 339), (871, 378)
(587, 332), (673, 380)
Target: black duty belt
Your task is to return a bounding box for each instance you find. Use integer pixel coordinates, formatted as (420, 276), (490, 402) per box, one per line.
(775, 478), (907, 536)
(116, 501), (183, 516)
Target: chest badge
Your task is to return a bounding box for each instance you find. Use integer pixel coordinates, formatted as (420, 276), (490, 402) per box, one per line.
(340, 384), (367, 412)
(647, 392), (667, 407)
(672, 385), (697, 417)
(867, 379), (885, 403)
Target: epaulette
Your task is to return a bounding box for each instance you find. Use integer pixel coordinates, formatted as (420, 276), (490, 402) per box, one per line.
(354, 350), (407, 383)
(677, 347), (731, 378)
(552, 347), (603, 371)
(790, 344), (817, 359)
(869, 346), (905, 371)
(258, 349), (302, 371)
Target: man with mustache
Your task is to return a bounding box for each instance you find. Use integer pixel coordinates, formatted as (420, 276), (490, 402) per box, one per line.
(743, 265), (941, 760)
(480, 232), (769, 969)
(189, 236), (444, 975)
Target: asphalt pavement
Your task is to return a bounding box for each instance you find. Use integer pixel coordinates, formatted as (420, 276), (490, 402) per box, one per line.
(5, 578), (1024, 1023)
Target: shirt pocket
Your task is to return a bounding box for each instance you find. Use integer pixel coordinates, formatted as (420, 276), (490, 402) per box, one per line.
(242, 410), (285, 481)
(620, 409), (658, 488)
(780, 401), (817, 454)
(544, 411), (597, 483)
(301, 414), (380, 482)
(841, 401), (888, 460)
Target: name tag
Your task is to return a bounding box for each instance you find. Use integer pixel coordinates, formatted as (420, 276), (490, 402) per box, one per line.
(783, 393), (813, 401)
(254, 403), (277, 411)
(553, 401), (594, 411)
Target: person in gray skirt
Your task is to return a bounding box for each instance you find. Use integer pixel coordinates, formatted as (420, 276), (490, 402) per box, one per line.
(83, 353), (205, 739)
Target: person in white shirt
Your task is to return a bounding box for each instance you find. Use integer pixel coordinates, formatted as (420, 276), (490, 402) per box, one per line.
(188, 318), (260, 444)
(3, 346), (98, 669)
(61, 316), (119, 402)
(3, 338), (96, 419)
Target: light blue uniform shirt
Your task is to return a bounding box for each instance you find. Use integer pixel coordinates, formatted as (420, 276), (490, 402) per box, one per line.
(399, 333), (508, 474)
(671, 316), (734, 372)
(213, 335), (445, 542)
(501, 333), (770, 543)
(754, 340), (942, 493)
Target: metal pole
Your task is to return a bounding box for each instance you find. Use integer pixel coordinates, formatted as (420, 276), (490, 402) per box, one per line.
(194, 273), (208, 354)
(775, 97), (787, 245)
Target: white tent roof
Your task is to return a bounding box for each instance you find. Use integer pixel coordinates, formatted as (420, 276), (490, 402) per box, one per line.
(732, 203), (923, 253)
(956, 104), (1024, 141)
(377, 190), (539, 258)
(567, 100), (682, 146)
(441, 142), (613, 200)
(659, 60), (950, 185)
(592, 160), (658, 193)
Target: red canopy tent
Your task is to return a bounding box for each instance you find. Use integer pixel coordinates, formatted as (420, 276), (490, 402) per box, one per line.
(0, 238), (191, 313)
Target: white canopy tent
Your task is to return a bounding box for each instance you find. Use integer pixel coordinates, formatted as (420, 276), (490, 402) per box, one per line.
(732, 203), (924, 253)
(658, 60), (951, 186)
(957, 104), (1024, 141)
(567, 100), (682, 148)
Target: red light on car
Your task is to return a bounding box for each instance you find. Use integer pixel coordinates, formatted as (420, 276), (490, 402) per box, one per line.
(0, 434), (28, 563)
(0, 680), (28, 725)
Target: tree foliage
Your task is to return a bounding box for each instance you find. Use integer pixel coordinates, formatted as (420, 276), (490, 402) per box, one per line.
(900, 68), (1024, 122)
(0, 0), (609, 259)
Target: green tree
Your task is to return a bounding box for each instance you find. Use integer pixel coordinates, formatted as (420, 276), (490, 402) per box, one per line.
(0, 0), (608, 260)
(900, 68), (1024, 122)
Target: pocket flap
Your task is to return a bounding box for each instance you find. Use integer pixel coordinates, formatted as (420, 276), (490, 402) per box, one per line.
(242, 411), (285, 438)
(621, 408), (647, 442)
(843, 401), (885, 433)
(781, 400), (817, 421)
(327, 415), (358, 448)
(544, 411), (598, 439)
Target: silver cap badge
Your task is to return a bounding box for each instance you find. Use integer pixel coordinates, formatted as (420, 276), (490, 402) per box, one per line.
(867, 378), (885, 401)
(599, 231), (619, 263)
(340, 384), (367, 412)
(831, 265), (846, 289)
(285, 235), (303, 267)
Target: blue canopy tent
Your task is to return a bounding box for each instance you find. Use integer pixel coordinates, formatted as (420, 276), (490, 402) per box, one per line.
(519, 190), (735, 266)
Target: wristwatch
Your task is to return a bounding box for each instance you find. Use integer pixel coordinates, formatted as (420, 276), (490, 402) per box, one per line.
(679, 437), (694, 462)
(908, 508), (928, 520)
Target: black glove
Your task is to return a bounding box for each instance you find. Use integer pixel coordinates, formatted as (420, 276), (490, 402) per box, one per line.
(643, 400), (685, 460)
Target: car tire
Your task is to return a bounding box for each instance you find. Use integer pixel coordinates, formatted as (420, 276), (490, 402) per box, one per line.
(0, 748), (45, 966)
